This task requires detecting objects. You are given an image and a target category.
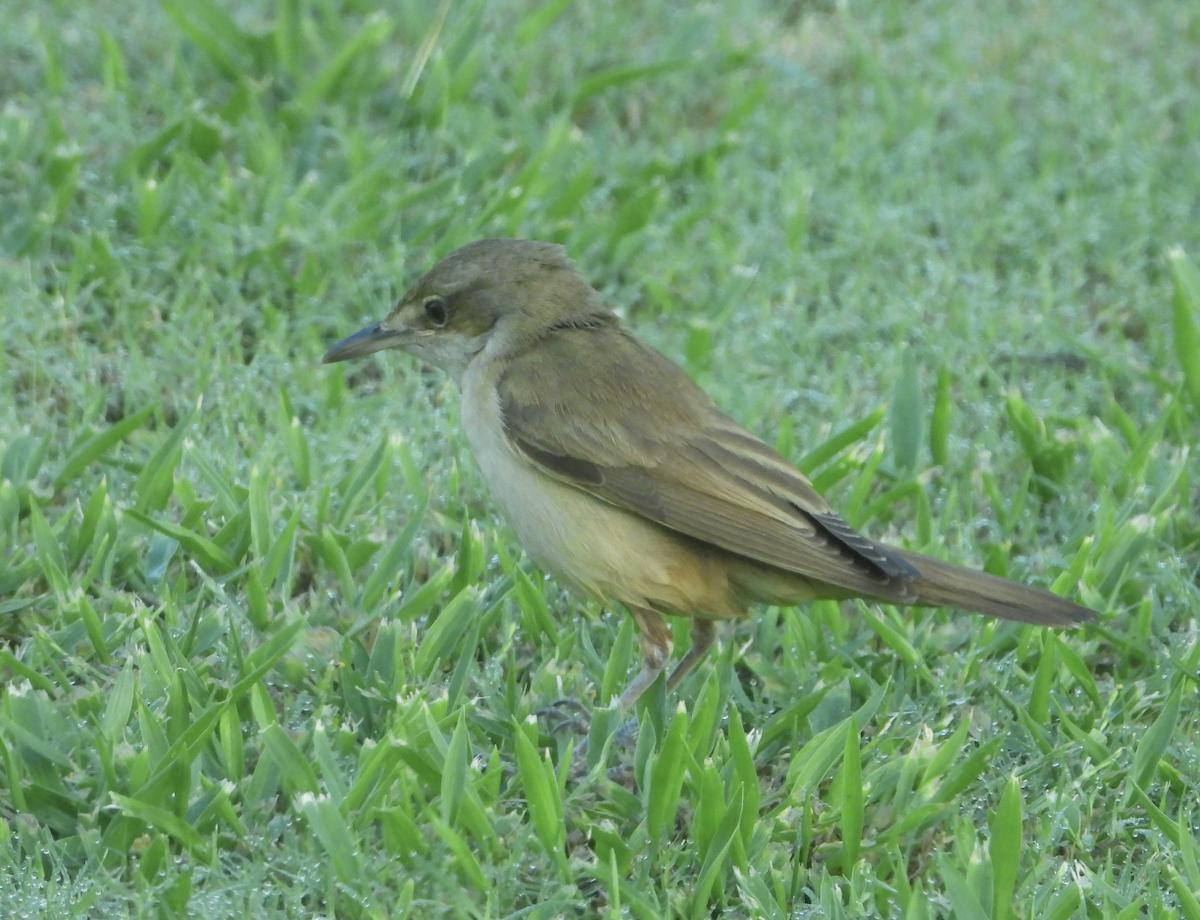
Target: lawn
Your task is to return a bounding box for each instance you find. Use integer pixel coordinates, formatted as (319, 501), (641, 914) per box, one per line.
(2, 0), (1199, 916)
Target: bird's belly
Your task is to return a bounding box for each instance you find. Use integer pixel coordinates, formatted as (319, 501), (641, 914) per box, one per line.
(494, 466), (690, 604)
(460, 373), (745, 617)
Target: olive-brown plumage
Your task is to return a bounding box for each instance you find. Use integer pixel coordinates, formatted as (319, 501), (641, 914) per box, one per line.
(324, 239), (1094, 709)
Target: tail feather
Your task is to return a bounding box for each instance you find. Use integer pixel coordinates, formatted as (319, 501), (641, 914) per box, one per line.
(889, 548), (1095, 627)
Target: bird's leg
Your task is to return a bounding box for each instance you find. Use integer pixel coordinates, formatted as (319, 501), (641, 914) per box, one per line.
(606, 616), (716, 757)
(619, 606), (673, 709)
(602, 607), (697, 757)
(572, 611), (719, 769)
(548, 603), (678, 736)
(571, 606), (672, 764)
(665, 618), (716, 693)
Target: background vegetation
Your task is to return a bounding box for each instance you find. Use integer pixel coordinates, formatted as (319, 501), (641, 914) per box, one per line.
(2, 0), (1199, 916)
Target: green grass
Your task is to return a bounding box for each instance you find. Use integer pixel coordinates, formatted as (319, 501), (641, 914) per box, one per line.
(2, 0), (1199, 916)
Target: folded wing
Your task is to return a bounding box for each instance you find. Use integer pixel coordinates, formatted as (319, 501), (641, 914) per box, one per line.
(498, 326), (922, 604)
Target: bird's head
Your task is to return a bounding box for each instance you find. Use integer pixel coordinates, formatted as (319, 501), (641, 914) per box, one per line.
(322, 238), (604, 379)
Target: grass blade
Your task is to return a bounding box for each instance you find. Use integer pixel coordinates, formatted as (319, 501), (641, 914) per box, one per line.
(260, 724), (320, 796)
(110, 793), (210, 861)
(1168, 247), (1200, 409)
(990, 775), (1022, 920)
(1130, 680), (1184, 790)
(334, 433), (388, 528)
(727, 706), (760, 851)
(294, 13), (394, 114)
(429, 815), (488, 891)
(358, 496), (427, 610)
(262, 507), (301, 590)
(840, 718), (863, 871)
(939, 859), (989, 920)
(134, 413), (190, 512)
(689, 786), (743, 920)
(441, 710), (470, 827)
(930, 367), (952, 466)
(399, 1), (448, 101)
(122, 507), (235, 573)
(55, 405), (154, 488)
(515, 0), (576, 44)
(1169, 869), (1200, 920)
(247, 464), (272, 562)
(277, 389), (312, 488)
(296, 793), (362, 885)
(647, 702), (691, 855)
(414, 587), (479, 677)
(797, 407), (885, 474)
(512, 717), (569, 881)
(891, 346), (923, 474)
(159, 0), (251, 79)
(28, 498), (69, 599)
(574, 58), (695, 106)
(1028, 634), (1057, 724)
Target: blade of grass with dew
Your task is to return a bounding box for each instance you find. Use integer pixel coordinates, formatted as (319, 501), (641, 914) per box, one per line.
(1130, 680), (1184, 792)
(891, 347), (923, 474)
(990, 775), (1022, 920)
(840, 717), (863, 872)
(1168, 247), (1200, 410)
(646, 702), (691, 856)
(512, 717), (569, 882)
(55, 405), (154, 489)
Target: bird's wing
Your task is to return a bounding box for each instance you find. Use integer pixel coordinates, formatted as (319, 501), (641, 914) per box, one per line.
(497, 326), (921, 603)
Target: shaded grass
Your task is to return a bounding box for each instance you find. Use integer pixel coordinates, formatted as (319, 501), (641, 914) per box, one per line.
(2, 0), (1199, 916)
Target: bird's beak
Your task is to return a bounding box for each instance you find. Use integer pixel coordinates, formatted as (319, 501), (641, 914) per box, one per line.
(322, 322), (413, 363)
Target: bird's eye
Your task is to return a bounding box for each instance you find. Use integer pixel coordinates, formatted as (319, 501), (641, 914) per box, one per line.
(424, 296), (449, 327)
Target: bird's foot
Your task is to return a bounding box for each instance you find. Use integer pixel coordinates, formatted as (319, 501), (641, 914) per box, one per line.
(611, 714), (640, 750)
(578, 706), (642, 759)
(537, 700), (643, 782)
(536, 697), (592, 735)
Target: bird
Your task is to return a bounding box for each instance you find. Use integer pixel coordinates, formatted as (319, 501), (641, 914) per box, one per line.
(323, 238), (1094, 713)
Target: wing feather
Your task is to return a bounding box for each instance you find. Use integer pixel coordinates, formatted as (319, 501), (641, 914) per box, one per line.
(499, 327), (920, 603)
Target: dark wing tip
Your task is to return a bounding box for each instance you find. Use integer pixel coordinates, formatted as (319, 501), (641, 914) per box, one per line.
(807, 511), (922, 581)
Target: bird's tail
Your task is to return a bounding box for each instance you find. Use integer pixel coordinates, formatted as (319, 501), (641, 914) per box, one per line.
(889, 548), (1095, 627)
